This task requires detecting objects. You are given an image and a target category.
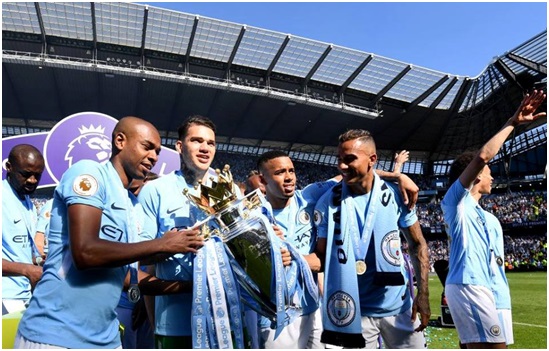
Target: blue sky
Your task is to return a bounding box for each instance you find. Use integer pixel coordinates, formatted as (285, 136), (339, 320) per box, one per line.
(140, 1), (547, 77)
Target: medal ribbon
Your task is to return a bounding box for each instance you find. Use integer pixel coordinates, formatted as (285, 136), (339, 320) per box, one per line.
(341, 173), (381, 265)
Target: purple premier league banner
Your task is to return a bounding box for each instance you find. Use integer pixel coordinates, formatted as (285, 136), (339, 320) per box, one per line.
(2, 112), (180, 188)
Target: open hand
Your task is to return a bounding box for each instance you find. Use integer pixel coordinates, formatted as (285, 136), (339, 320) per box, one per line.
(513, 89), (546, 124)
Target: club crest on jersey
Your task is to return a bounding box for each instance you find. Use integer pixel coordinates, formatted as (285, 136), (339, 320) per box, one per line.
(298, 209), (311, 225)
(327, 291), (356, 327)
(314, 209), (323, 226)
(73, 174), (98, 196)
(381, 230), (402, 266)
(490, 325), (501, 336)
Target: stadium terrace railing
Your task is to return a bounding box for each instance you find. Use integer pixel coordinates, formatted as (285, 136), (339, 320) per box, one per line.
(2, 50), (380, 119)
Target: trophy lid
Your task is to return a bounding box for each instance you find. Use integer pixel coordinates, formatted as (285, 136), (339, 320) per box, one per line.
(183, 164), (238, 214)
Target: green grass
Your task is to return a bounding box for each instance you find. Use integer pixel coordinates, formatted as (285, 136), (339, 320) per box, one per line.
(425, 271), (547, 349)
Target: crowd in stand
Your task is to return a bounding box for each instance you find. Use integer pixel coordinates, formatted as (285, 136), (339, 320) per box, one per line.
(428, 235), (547, 273)
(415, 191), (547, 231)
(482, 191), (547, 224)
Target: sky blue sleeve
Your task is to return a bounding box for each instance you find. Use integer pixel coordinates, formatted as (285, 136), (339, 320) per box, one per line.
(385, 182), (418, 229)
(57, 160), (105, 210)
(301, 179), (337, 202)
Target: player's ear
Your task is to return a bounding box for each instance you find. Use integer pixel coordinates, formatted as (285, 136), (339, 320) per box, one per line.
(175, 139), (183, 153)
(113, 131), (127, 152)
(369, 153), (377, 165)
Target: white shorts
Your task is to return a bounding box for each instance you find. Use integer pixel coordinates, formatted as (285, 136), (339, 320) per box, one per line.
(497, 309), (514, 345)
(260, 308), (323, 348)
(360, 309), (426, 349)
(446, 284), (510, 345)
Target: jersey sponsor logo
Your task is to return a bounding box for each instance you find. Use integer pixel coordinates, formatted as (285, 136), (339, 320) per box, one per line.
(327, 291), (356, 327)
(12, 234), (30, 244)
(295, 231), (311, 245)
(380, 230), (401, 266)
(73, 174), (98, 196)
(298, 209), (311, 225)
(101, 225), (124, 241)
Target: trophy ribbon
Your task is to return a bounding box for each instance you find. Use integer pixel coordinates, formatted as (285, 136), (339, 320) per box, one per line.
(192, 237), (245, 349)
(268, 221), (289, 338)
(284, 242), (319, 308)
(192, 240), (211, 349)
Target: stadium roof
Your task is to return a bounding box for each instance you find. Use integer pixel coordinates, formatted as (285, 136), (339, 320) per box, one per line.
(2, 2), (547, 169)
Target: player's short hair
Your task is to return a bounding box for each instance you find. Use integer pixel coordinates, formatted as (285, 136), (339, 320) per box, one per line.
(256, 150), (289, 172)
(338, 129), (375, 146)
(177, 115), (216, 140)
(448, 151), (476, 185)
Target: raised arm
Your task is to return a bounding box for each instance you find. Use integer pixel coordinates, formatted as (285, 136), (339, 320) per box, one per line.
(393, 150), (409, 174)
(459, 90), (546, 188)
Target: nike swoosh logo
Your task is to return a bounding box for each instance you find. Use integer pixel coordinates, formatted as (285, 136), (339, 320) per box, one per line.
(111, 203), (125, 210)
(167, 206), (183, 215)
(14, 219), (21, 224)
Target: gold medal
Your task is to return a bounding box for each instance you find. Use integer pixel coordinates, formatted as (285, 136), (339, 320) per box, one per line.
(356, 260), (367, 275)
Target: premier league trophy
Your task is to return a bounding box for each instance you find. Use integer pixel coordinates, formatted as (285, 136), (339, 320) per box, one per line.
(185, 165), (314, 348)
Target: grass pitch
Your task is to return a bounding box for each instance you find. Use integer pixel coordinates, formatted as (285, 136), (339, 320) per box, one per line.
(425, 271), (547, 349)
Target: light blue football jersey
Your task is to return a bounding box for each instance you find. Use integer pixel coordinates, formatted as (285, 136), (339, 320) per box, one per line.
(17, 160), (141, 348)
(441, 180), (493, 288)
(316, 179), (417, 317)
(272, 179), (337, 255)
(259, 179), (336, 328)
(138, 169), (217, 337)
(2, 179), (38, 301)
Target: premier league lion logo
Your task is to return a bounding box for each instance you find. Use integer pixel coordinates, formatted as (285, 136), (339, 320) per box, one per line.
(44, 112), (118, 183)
(65, 124), (111, 166)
